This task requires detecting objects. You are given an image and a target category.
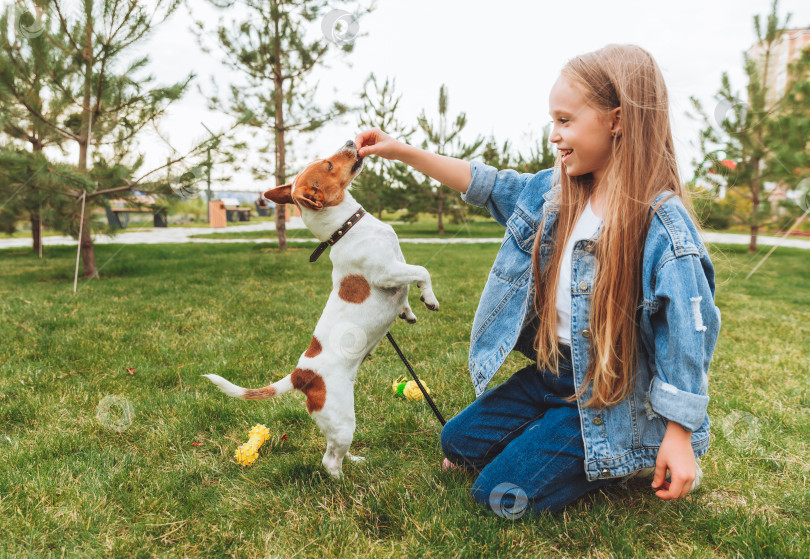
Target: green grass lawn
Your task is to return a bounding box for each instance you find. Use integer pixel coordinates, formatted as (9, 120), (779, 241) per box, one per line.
(184, 218), (809, 242)
(189, 218), (507, 240)
(0, 242), (808, 557)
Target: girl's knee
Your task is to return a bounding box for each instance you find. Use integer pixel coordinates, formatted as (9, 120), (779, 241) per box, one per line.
(439, 416), (465, 459)
(440, 416), (486, 469)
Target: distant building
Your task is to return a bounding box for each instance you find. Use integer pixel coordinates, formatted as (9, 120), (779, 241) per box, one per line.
(746, 27), (810, 212)
(747, 27), (810, 107)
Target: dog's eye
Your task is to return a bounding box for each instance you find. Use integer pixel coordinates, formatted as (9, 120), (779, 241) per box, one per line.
(328, 161), (333, 171)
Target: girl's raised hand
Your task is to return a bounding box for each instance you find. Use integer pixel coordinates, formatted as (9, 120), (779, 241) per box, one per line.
(355, 128), (403, 160)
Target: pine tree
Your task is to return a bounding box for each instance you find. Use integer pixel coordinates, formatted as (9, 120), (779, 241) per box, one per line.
(688, 0), (801, 252)
(1, 0), (199, 277)
(0, 1), (74, 252)
(410, 84), (484, 234)
(199, 0), (372, 250)
(353, 73), (414, 218)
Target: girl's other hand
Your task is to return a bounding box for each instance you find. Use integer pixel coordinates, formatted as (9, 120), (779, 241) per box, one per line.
(652, 421), (696, 500)
(355, 128), (402, 160)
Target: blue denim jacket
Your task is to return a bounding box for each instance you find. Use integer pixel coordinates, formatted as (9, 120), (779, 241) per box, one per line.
(461, 161), (721, 481)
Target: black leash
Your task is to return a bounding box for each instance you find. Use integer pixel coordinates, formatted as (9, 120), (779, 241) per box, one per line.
(386, 331), (446, 426)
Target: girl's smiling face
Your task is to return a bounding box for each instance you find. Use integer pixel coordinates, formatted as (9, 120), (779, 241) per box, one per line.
(548, 75), (620, 186)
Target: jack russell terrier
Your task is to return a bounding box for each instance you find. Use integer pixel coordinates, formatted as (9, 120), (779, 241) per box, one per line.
(204, 140), (439, 477)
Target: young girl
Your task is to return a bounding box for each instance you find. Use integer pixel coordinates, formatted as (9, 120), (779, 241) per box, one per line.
(354, 44), (721, 516)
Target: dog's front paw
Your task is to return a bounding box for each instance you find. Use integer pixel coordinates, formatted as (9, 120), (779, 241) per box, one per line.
(399, 307), (418, 324)
(346, 452), (365, 462)
(420, 293), (440, 311)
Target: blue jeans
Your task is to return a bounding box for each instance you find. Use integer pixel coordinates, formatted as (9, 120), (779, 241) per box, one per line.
(440, 343), (619, 516)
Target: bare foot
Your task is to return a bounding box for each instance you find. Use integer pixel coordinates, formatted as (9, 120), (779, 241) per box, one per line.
(442, 458), (460, 470)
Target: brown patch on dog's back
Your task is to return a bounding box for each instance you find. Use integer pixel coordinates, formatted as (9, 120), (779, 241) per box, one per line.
(305, 336), (322, 358)
(338, 274), (371, 303)
(291, 368), (326, 413)
(243, 386), (277, 399)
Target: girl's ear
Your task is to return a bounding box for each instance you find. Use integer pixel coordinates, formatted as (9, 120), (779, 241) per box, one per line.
(610, 106), (622, 137)
(263, 183), (293, 204)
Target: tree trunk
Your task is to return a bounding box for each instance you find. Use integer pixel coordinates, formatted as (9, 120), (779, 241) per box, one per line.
(749, 156), (761, 254)
(77, 2), (98, 278)
(748, 39), (770, 255)
(31, 140), (43, 254)
(79, 210), (98, 279)
(31, 212), (41, 253)
(748, 224), (759, 253)
(437, 190), (445, 235)
(272, 4), (287, 251)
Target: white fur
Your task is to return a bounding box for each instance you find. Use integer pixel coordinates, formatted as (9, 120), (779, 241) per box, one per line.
(204, 145), (438, 477)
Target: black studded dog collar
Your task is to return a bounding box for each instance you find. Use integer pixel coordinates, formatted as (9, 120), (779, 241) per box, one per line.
(309, 208), (367, 263)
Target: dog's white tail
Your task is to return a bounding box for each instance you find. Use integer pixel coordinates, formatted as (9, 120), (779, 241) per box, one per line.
(202, 373), (294, 400)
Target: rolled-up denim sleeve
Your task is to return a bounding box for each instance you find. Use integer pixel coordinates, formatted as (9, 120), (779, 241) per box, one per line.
(461, 161), (536, 226)
(648, 253), (721, 432)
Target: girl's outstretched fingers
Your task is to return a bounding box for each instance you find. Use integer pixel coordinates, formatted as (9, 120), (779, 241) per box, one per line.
(355, 128), (380, 155)
(355, 128), (398, 159)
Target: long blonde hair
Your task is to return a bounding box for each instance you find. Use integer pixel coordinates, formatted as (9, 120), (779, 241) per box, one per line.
(533, 44), (700, 407)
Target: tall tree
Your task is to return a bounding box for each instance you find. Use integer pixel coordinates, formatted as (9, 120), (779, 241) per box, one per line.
(199, 0), (372, 250)
(353, 73), (414, 218)
(410, 84), (484, 234)
(1, 0), (198, 277)
(688, 0), (803, 252)
(0, 1), (75, 252)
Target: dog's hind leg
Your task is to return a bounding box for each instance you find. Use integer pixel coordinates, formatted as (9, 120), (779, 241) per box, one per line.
(318, 424), (356, 478)
(321, 437), (352, 478)
(312, 386), (358, 478)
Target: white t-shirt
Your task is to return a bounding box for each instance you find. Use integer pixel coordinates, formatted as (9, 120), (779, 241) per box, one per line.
(556, 199), (603, 346)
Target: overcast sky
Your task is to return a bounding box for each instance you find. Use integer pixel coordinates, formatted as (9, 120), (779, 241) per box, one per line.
(131, 0), (810, 193)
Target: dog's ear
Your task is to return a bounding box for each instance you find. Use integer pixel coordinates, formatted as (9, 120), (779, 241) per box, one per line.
(293, 184), (325, 211)
(263, 183), (293, 204)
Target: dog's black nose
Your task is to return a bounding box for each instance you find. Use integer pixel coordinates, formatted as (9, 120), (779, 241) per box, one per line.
(345, 140), (356, 149)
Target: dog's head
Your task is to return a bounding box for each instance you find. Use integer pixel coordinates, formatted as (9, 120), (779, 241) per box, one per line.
(263, 140), (364, 211)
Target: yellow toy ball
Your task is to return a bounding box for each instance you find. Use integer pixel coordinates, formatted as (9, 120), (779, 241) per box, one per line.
(392, 377), (430, 401)
(403, 381), (429, 401)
